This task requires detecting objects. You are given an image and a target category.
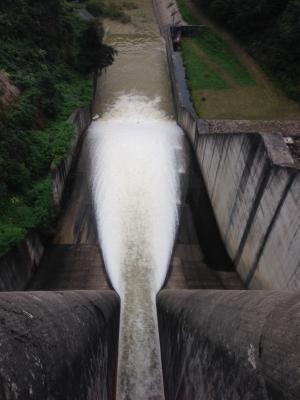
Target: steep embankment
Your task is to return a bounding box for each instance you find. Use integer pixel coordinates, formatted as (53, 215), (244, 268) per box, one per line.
(0, 1), (114, 257)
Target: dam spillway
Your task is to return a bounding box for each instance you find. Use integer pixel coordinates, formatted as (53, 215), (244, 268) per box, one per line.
(89, 3), (185, 398)
(0, 0), (300, 399)
(88, 95), (183, 398)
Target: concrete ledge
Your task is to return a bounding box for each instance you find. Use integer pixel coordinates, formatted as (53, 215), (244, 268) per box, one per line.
(0, 290), (119, 400)
(204, 119), (300, 136)
(157, 289), (300, 400)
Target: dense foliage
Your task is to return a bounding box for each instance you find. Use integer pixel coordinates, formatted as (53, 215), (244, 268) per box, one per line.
(85, 0), (136, 22)
(0, 0), (115, 254)
(192, 0), (300, 101)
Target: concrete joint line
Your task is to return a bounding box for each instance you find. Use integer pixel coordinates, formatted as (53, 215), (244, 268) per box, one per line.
(234, 160), (272, 267)
(245, 172), (297, 287)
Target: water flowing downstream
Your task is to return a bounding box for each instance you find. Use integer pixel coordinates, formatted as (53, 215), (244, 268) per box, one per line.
(88, 2), (185, 398)
(89, 95), (183, 398)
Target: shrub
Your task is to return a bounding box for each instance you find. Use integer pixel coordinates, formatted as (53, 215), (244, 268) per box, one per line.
(86, 0), (106, 17)
(0, 1), (115, 255)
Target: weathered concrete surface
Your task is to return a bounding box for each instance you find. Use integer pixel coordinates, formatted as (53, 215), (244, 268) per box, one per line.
(0, 232), (44, 292)
(28, 245), (111, 290)
(29, 127), (111, 291)
(196, 133), (300, 289)
(205, 119), (300, 136)
(52, 133), (97, 246)
(0, 290), (119, 400)
(167, 205), (244, 289)
(157, 289), (300, 400)
(52, 106), (91, 207)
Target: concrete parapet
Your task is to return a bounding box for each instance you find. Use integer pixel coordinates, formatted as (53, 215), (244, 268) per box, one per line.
(0, 290), (119, 400)
(157, 289), (300, 400)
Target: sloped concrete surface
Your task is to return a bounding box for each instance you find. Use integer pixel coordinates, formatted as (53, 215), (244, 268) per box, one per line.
(158, 289), (300, 400)
(0, 291), (119, 400)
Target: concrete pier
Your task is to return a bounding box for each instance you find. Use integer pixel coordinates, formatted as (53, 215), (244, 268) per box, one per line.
(158, 289), (300, 400)
(0, 291), (119, 400)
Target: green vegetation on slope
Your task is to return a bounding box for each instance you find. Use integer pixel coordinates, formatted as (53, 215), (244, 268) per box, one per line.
(188, 0), (300, 102)
(85, 0), (137, 23)
(193, 33), (254, 86)
(181, 39), (229, 90)
(0, 0), (115, 255)
(176, 0), (300, 119)
(176, 0), (199, 24)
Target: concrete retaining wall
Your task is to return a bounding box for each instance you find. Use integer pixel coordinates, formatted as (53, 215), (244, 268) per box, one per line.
(52, 106), (91, 206)
(0, 290), (119, 400)
(0, 107), (91, 291)
(158, 289), (300, 400)
(196, 132), (299, 289)
(152, 4), (300, 289)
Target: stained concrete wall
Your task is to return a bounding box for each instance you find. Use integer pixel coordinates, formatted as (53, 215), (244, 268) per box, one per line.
(196, 132), (299, 289)
(52, 106), (91, 206)
(158, 289), (300, 400)
(0, 290), (119, 400)
(0, 232), (44, 291)
(0, 107), (91, 291)
(152, 7), (300, 289)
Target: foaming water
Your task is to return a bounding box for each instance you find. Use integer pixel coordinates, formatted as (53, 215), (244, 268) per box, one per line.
(88, 94), (184, 399)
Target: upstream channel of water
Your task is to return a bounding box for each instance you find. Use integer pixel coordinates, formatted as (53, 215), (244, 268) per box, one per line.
(88, 3), (185, 398)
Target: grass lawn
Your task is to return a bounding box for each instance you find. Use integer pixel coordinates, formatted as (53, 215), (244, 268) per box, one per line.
(176, 0), (199, 25)
(177, 0), (300, 120)
(193, 33), (254, 86)
(181, 40), (229, 90)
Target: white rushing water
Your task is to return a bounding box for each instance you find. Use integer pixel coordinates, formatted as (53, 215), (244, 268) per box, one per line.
(88, 93), (184, 399)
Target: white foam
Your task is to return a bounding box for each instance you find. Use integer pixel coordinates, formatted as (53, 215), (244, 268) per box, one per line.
(88, 93), (183, 399)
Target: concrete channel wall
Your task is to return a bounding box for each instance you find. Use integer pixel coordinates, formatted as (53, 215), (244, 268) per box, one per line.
(52, 106), (91, 206)
(153, 2), (300, 289)
(197, 132), (299, 289)
(0, 107), (91, 291)
(0, 290), (119, 400)
(158, 289), (300, 400)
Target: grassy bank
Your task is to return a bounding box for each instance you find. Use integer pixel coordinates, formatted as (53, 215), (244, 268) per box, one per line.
(188, 0), (300, 103)
(176, 0), (300, 119)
